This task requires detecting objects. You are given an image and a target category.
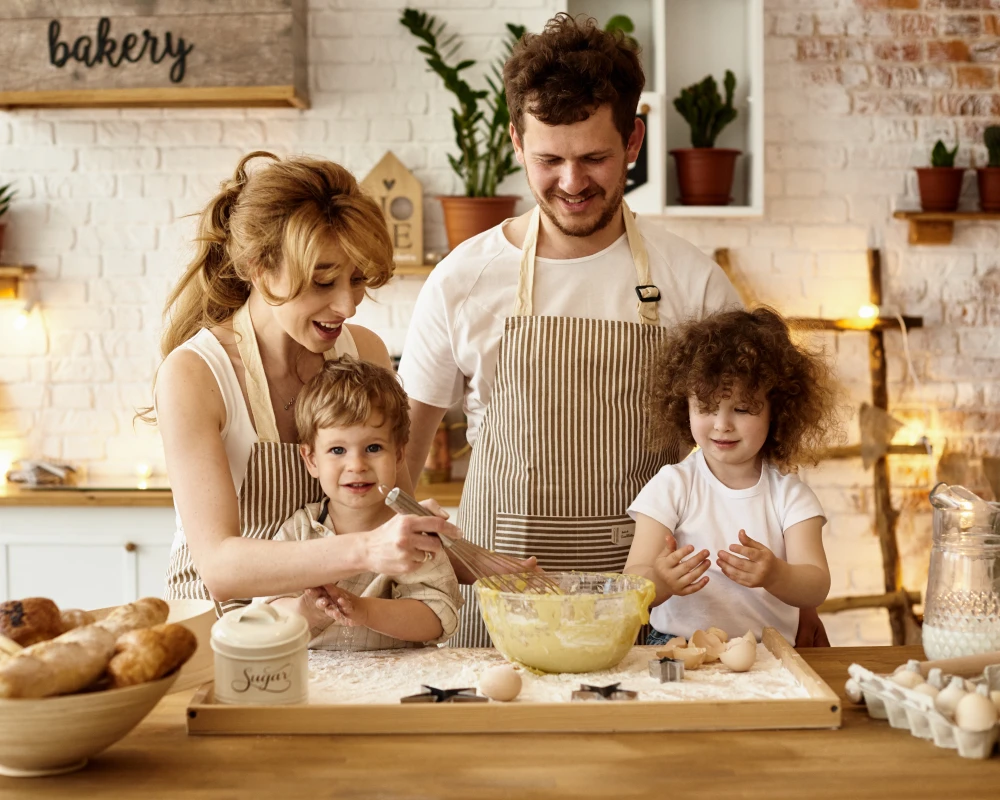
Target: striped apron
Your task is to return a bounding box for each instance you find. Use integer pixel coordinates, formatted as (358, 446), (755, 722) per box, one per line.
(165, 302), (335, 615)
(453, 202), (673, 647)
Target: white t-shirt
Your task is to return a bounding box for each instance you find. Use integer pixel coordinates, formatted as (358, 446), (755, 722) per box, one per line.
(397, 216), (741, 445)
(626, 450), (826, 643)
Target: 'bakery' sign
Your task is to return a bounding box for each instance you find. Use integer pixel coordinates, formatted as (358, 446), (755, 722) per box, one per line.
(1, 0), (309, 109)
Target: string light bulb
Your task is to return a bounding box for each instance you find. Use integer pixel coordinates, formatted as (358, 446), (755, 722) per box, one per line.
(857, 303), (880, 320)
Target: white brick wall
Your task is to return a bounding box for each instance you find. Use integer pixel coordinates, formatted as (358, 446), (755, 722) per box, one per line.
(2, 0), (998, 645)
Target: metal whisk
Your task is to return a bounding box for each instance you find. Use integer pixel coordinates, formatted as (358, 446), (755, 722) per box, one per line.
(379, 485), (561, 594)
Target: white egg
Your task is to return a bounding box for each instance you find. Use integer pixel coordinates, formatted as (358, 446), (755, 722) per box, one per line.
(478, 664), (522, 702)
(890, 670), (924, 689)
(913, 683), (939, 699)
(844, 678), (864, 704)
(954, 692), (1000, 732)
(935, 676), (967, 717)
(990, 690), (1000, 713)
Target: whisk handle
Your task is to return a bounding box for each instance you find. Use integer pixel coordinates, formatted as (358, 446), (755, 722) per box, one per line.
(380, 485), (456, 549)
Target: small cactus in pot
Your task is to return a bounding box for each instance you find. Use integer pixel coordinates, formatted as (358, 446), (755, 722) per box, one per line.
(916, 139), (965, 212)
(977, 126), (1000, 212)
(669, 70), (742, 206)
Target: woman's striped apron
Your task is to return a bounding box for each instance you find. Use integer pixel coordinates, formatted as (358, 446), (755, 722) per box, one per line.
(453, 202), (674, 647)
(165, 302), (344, 615)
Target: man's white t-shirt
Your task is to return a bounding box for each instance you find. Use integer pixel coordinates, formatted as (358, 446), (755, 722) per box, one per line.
(397, 216), (742, 445)
(627, 450), (826, 643)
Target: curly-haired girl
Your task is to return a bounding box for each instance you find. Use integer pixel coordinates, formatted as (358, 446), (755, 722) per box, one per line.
(624, 307), (840, 645)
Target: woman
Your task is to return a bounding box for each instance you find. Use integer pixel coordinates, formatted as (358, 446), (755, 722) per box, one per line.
(152, 151), (459, 613)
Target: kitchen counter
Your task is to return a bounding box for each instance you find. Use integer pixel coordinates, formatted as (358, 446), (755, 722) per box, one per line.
(3, 646), (998, 798)
(0, 480), (465, 507)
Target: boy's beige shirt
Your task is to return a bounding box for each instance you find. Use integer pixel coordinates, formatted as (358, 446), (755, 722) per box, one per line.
(261, 501), (463, 650)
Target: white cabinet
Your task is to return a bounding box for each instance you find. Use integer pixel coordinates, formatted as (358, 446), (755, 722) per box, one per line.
(0, 506), (176, 608)
(566, 0), (765, 217)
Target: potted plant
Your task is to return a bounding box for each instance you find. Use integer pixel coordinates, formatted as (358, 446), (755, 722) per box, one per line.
(0, 182), (15, 259)
(978, 126), (1000, 213)
(401, 9), (525, 250)
(917, 140), (964, 212)
(670, 70), (740, 206)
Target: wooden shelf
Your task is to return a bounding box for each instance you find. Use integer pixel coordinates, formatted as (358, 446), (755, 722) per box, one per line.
(788, 315), (924, 332)
(893, 210), (1000, 245)
(820, 444), (931, 460)
(0, 86), (308, 110)
(0, 263), (36, 300)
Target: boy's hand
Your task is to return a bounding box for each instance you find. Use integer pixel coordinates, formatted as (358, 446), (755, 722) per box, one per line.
(717, 530), (779, 589)
(653, 532), (711, 597)
(311, 584), (370, 628)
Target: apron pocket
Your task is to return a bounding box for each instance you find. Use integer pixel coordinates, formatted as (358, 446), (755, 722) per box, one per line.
(494, 513), (635, 573)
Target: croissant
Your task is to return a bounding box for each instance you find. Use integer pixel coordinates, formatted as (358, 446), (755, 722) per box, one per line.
(0, 625), (116, 698)
(95, 597), (169, 638)
(107, 623), (197, 688)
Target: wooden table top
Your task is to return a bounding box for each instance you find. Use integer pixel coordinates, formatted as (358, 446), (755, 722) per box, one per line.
(2, 645), (998, 798)
(0, 480), (465, 508)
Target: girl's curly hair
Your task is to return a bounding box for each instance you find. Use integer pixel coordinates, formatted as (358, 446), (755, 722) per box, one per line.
(646, 307), (841, 472)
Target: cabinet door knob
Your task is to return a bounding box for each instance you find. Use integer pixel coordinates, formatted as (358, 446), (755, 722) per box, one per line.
(124, 542), (137, 553)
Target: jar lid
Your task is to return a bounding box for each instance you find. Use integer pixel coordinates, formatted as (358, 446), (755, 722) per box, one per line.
(211, 602), (309, 659)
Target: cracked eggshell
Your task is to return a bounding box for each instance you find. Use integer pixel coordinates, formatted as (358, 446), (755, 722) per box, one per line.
(690, 630), (724, 661)
(719, 638), (756, 672)
(664, 636), (687, 650)
(478, 664), (522, 702)
(656, 646), (706, 670)
(706, 626), (729, 644)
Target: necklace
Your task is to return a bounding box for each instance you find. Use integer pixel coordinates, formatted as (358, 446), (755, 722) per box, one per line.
(282, 395), (297, 411)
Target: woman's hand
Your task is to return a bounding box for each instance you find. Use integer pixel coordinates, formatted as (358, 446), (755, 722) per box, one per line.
(653, 532), (711, 598)
(717, 530), (779, 589)
(361, 512), (462, 576)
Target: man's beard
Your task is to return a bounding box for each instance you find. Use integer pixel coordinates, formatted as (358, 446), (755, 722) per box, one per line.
(530, 163), (628, 238)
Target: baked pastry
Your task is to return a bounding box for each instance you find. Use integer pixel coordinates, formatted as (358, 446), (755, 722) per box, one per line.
(0, 625), (116, 698)
(107, 623), (197, 687)
(95, 597), (169, 638)
(0, 597), (63, 647)
(60, 608), (96, 633)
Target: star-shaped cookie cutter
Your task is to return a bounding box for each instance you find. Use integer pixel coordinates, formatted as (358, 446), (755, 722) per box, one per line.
(400, 685), (488, 703)
(571, 682), (638, 701)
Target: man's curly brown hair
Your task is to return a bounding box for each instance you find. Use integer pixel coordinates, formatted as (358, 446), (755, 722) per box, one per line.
(646, 307), (841, 472)
(503, 13), (644, 145)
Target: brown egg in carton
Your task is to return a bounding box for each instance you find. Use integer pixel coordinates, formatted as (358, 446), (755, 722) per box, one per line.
(847, 657), (1000, 760)
(653, 627), (759, 674)
(0, 597), (198, 699)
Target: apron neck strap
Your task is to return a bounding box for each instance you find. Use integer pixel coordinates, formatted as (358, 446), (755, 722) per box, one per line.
(233, 302), (281, 444)
(513, 201), (659, 325)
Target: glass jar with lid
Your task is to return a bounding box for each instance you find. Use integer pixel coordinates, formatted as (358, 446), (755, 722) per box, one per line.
(922, 483), (1000, 659)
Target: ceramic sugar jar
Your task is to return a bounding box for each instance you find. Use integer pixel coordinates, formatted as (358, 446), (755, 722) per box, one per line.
(922, 483), (1000, 659)
(211, 603), (309, 705)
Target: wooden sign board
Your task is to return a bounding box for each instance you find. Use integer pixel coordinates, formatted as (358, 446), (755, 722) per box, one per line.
(361, 152), (424, 267)
(0, 0), (308, 109)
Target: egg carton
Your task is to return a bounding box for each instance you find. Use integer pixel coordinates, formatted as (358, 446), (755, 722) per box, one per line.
(848, 664), (999, 760)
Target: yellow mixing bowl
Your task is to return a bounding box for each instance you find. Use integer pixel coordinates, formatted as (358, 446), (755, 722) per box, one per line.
(476, 572), (656, 674)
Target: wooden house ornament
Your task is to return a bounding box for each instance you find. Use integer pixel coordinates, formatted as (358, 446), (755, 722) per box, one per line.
(361, 152), (423, 266)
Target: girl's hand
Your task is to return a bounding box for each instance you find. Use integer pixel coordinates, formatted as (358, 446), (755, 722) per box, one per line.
(717, 530), (779, 589)
(310, 585), (370, 628)
(653, 532), (711, 597)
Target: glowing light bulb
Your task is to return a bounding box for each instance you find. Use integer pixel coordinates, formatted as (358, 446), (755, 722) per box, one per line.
(857, 304), (880, 320)
(13, 310), (29, 330)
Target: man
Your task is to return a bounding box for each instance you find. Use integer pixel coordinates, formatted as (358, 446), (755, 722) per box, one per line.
(399, 14), (827, 647)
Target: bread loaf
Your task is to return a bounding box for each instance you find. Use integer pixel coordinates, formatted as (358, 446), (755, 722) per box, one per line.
(95, 597), (169, 638)
(108, 623), (198, 687)
(60, 608), (96, 633)
(0, 625), (116, 698)
(0, 598), (64, 647)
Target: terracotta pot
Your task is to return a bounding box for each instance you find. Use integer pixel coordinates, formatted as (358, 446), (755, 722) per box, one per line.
(439, 196), (518, 251)
(916, 167), (965, 212)
(977, 168), (1000, 212)
(669, 148), (741, 206)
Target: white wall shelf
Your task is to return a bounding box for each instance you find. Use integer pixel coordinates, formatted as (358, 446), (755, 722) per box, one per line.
(565, 0), (764, 218)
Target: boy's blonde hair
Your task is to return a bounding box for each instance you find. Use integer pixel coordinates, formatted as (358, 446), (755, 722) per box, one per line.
(295, 357), (410, 450)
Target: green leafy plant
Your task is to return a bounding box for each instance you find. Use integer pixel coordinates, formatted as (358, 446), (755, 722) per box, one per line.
(673, 70), (738, 149)
(400, 8), (526, 197)
(985, 126), (1000, 168)
(0, 182), (15, 220)
(931, 140), (958, 168)
(604, 14), (638, 50)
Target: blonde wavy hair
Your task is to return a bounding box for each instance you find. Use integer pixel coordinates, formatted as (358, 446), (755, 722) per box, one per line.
(295, 357), (410, 450)
(159, 150), (393, 357)
(139, 151), (394, 423)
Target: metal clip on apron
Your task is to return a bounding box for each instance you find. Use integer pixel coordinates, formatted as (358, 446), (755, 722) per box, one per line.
(453, 202), (671, 647)
(165, 303), (333, 615)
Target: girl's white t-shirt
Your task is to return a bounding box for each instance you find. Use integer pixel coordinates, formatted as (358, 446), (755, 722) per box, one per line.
(626, 450), (826, 643)
(396, 216), (741, 445)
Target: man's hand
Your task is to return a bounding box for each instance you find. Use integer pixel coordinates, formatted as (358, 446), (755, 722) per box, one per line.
(653, 532), (711, 598)
(717, 530), (779, 589)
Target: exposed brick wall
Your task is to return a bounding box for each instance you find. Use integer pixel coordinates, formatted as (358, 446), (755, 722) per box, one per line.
(1, 0), (998, 644)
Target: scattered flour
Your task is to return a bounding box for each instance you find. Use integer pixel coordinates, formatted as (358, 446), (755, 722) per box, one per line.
(307, 645), (811, 705)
